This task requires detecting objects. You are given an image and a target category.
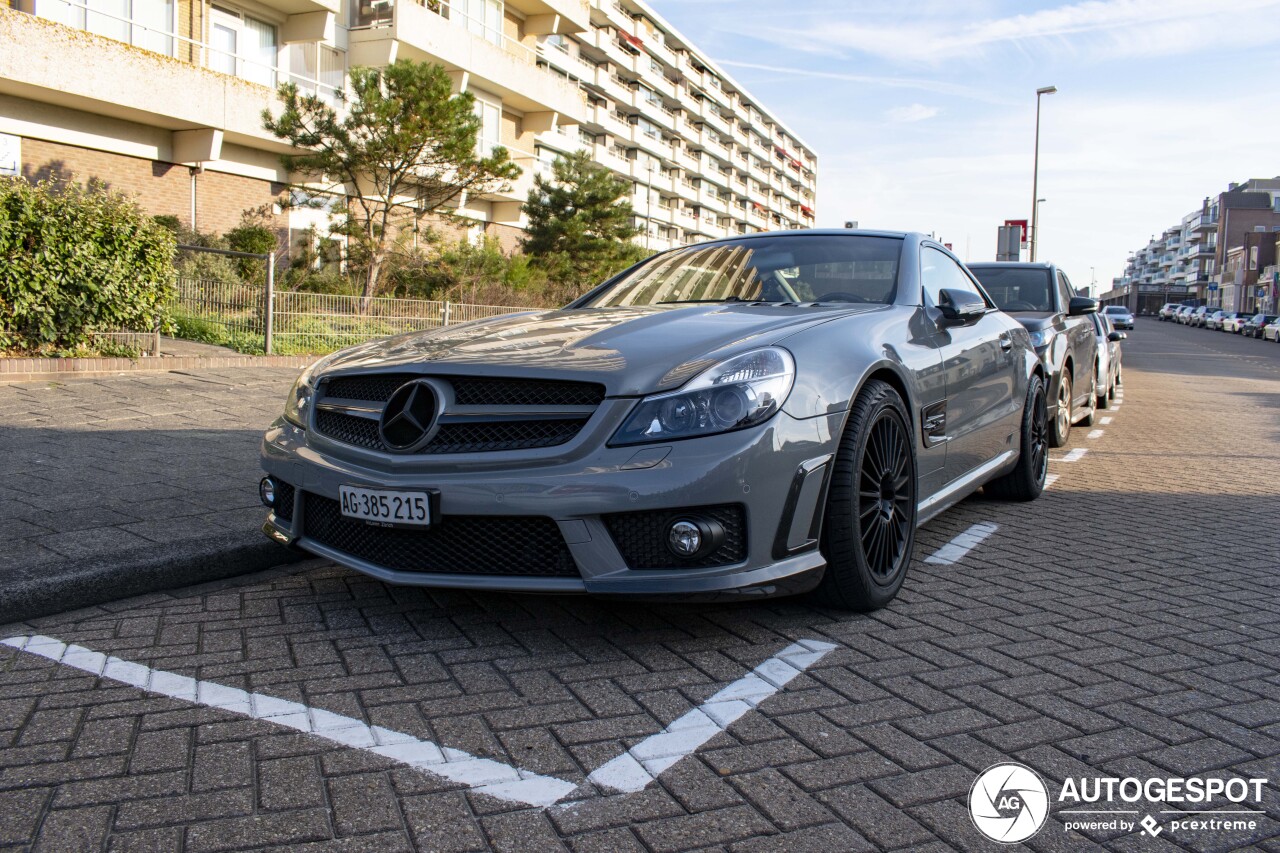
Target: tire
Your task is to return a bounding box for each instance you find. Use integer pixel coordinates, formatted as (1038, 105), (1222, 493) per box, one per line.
(1049, 370), (1072, 448)
(812, 380), (916, 611)
(984, 373), (1048, 502)
(1079, 369), (1098, 427)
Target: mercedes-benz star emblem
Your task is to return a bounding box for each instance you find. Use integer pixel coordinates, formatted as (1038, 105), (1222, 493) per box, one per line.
(379, 380), (439, 451)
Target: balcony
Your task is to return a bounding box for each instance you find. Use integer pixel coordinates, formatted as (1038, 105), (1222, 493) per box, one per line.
(1192, 212), (1220, 232)
(351, 0), (587, 123)
(0, 7), (312, 153)
(507, 0), (590, 35)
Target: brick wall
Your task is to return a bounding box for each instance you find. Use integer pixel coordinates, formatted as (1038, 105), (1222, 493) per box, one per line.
(19, 137), (286, 239)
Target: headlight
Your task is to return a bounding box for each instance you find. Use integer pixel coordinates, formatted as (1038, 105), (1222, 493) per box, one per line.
(1028, 330), (1048, 348)
(610, 348), (795, 446)
(283, 362), (320, 429)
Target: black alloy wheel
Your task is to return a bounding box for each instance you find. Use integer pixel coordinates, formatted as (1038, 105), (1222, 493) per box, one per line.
(814, 379), (916, 611)
(985, 373), (1048, 501)
(856, 412), (913, 581)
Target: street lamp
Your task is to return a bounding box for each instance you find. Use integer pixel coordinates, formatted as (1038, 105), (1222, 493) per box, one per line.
(1029, 85), (1057, 262)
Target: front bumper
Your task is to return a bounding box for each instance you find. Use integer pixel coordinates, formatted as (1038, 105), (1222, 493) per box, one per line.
(260, 409), (843, 598)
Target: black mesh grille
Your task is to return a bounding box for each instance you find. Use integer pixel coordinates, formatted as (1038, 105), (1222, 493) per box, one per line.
(425, 419), (588, 454)
(322, 374), (604, 406)
(314, 410), (588, 454)
(603, 504), (748, 569)
(313, 374), (603, 454)
(316, 410), (382, 449)
(450, 378), (605, 407)
(273, 480), (296, 522)
(323, 373), (417, 402)
(302, 494), (579, 577)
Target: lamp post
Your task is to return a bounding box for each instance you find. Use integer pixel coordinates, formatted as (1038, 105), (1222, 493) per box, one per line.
(1029, 85), (1057, 262)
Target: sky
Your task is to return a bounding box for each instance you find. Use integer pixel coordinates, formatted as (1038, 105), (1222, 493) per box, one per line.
(650, 0), (1280, 294)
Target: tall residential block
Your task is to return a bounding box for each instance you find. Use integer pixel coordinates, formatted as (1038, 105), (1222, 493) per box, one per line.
(0, 0), (816, 255)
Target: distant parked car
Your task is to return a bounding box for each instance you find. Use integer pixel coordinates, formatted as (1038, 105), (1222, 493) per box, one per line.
(1242, 314), (1279, 338)
(1158, 303), (1180, 321)
(1189, 306), (1211, 327)
(1205, 310), (1227, 331)
(966, 261), (1100, 447)
(1221, 312), (1251, 334)
(1102, 305), (1135, 330)
(1090, 313), (1124, 408)
(1176, 306), (1195, 324)
(1262, 318), (1280, 342)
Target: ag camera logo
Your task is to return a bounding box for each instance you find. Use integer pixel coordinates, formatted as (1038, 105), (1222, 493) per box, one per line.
(969, 763), (1050, 843)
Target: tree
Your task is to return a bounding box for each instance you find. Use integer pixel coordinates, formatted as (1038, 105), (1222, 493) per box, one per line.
(263, 60), (520, 305)
(522, 151), (647, 296)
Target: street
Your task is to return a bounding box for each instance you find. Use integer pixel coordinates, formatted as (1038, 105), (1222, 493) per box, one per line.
(2, 318), (1279, 852)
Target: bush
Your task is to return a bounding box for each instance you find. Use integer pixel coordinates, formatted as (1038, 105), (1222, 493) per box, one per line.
(0, 176), (177, 353)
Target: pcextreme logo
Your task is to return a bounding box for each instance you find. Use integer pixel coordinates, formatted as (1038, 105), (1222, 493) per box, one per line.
(968, 764), (1269, 844)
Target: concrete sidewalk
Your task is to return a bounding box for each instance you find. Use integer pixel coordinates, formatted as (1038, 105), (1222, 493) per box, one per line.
(0, 367), (307, 622)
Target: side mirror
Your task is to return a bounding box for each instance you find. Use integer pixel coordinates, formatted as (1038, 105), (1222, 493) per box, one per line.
(937, 289), (987, 327)
(1107, 331), (1126, 342)
(1068, 296), (1099, 316)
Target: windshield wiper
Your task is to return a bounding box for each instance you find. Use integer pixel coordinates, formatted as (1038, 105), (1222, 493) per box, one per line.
(659, 296), (749, 304)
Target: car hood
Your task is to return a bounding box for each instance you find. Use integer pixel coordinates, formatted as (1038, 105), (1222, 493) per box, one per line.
(1004, 312), (1058, 332)
(316, 303), (879, 396)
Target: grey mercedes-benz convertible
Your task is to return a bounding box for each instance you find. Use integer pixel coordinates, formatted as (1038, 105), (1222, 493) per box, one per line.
(260, 231), (1048, 611)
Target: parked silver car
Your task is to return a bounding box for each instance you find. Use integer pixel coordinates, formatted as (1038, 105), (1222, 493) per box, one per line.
(1090, 313), (1124, 408)
(259, 231), (1046, 611)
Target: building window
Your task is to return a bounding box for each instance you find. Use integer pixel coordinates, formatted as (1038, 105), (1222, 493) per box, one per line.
(37, 0), (174, 55)
(210, 6), (277, 87)
(473, 96), (502, 155)
(288, 43), (345, 103)
(453, 0), (503, 47)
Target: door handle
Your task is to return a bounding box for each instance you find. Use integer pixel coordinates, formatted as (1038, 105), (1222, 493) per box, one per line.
(999, 336), (1013, 351)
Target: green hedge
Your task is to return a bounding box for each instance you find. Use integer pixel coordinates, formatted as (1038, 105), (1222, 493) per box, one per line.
(0, 176), (177, 353)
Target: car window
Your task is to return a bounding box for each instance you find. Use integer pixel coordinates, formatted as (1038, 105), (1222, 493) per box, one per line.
(582, 235), (902, 307)
(967, 266), (1053, 311)
(921, 248), (989, 309)
(1056, 272), (1074, 309)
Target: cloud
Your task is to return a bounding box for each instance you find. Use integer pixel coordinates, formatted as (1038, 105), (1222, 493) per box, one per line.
(712, 59), (999, 101)
(886, 104), (940, 123)
(732, 0), (1280, 64)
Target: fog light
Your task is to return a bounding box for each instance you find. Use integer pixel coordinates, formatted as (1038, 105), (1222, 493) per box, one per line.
(259, 477), (277, 507)
(667, 520), (702, 557)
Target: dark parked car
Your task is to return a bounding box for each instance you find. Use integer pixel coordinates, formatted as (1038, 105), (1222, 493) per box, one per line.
(966, 261), (1099, 447)
(1243, 313), (1279, 338)
(259, 231), (1047, 612)
(1102, 305), (1134, 330)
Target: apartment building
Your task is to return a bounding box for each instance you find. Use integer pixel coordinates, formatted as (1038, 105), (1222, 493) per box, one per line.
(0, 0), (815, 256)
(533, 0), (817, 251)
(1105, 178), (1280, 313)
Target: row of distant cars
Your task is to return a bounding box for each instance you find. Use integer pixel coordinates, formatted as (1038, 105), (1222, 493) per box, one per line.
(1159, 303), (1280, 339)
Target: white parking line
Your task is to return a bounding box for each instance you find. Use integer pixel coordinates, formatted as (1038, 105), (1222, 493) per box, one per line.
(1, 634), (578, 807)
(1100, 417), (1113, 425)
(1057, 448), (1089, 462)
(1087, 429), (1104, 439)
(1044, 474), (1060, 489)
(3, 634), (837, 808)
(586, 639), (837, 794)
(923, 522), (998, 566)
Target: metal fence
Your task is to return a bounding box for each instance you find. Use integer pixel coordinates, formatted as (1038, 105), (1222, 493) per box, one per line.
(170, 277), (531, 355)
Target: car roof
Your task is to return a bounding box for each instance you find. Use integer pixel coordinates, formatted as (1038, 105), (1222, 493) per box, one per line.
(966, 262), (1053, 270)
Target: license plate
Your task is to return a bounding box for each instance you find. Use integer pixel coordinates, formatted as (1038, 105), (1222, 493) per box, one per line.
(339, 486), (432, 527)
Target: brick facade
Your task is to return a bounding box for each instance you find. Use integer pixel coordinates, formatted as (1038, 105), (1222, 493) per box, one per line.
(19, 137), (287, 238)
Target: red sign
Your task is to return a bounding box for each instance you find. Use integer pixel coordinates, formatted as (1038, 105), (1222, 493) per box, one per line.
(1004, 219), (1029, 248)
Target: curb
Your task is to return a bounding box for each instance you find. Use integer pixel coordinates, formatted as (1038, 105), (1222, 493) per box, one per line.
(0, 354), (321, 383)
(0, 533), (309, 624)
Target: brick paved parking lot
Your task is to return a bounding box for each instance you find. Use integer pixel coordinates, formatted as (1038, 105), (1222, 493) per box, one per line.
(2, 321), (1279, 852)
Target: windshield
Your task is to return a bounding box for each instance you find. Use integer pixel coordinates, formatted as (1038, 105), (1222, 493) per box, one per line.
(1104, 306), (1129, 315)
(967, 267), (1054, 312)
(580, 235), (902, 308)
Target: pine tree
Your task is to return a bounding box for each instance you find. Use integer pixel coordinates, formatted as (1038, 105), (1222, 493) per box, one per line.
(522, 152), (648, 296)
